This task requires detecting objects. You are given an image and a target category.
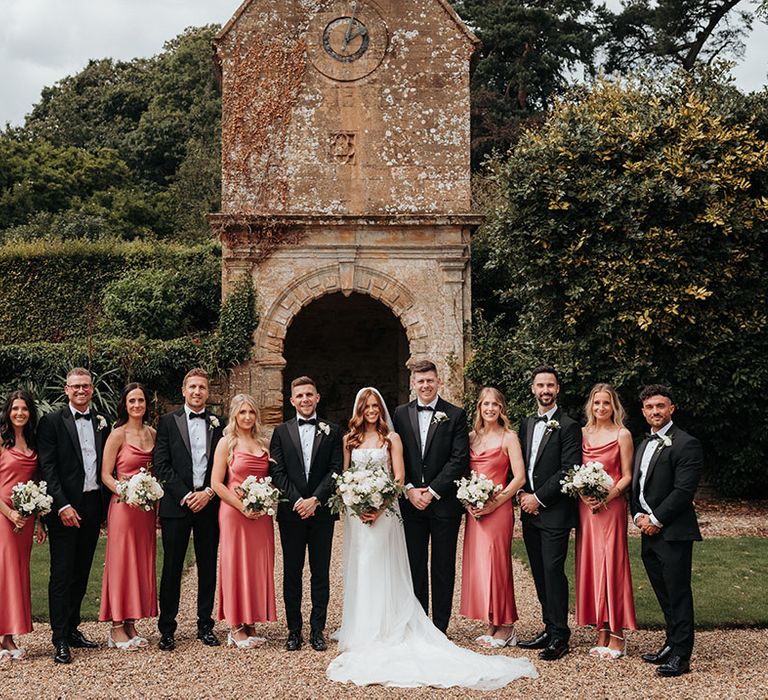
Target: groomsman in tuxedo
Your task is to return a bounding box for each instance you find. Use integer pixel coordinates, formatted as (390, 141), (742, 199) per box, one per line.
(155, 368), (224, 651)
(270, 376), (343, 652)
(517, 366), (581, 660)
(392, 359), (469, 634)
(38, 368), (109, 663)
(632, 384), (703, 677)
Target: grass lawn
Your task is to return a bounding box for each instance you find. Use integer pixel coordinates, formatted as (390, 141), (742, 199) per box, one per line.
(30, 534), (196, 622)
(512, 537), (768, 629)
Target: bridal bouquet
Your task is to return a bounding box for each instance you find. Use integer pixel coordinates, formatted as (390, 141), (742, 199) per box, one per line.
(455, 472), (501, 515)
(560, 461), (614, 510)
(328, 458), (403, 523)
(236, 475), (282, 516)
(11, 480), (53, 531)
(116, 468), (164, 511)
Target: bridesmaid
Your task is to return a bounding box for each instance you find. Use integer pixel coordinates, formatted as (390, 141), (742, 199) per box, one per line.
(99, 383), (157, 650)
(0, 390), (46, 662)
(460, 387), (526, 648)
(575, 383), (637, 659)
(212, 394), (276, 648)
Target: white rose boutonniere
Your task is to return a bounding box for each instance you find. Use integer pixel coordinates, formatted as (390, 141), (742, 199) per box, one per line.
(208, 415), (220, 430)
(432, 411), (449, 425)
(317, 421), (331, 436)
(545, 419), (560, 432)
(96, 415), (108, 431)
(653, 433), (673, 450)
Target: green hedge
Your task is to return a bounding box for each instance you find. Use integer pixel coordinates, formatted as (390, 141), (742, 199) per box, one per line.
(0, 239), (220, 343)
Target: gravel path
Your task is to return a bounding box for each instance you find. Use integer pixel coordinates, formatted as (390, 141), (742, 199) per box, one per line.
(4, 507), (767, 699)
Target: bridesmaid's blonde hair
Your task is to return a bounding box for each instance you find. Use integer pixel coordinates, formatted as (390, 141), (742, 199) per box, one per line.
(224, 393), (268, 465)
(472, 387), (512, 434)
(584, 383), (626, 430)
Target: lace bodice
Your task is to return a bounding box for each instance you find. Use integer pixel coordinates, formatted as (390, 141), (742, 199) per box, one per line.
(350, 447), (389, 474)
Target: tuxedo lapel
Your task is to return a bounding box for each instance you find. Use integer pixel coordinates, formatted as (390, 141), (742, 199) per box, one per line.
(645, 425), (676, 485)
(204, 411), (212, 459)
(309, 424), (323, 471)
(525, 416), (535, 466)
(632, 437), (649, 493)
(422, 400), (444, 458)
(92, 413), (104, 467)
(173, 410), (192, 457)
(62, 409), (84, 467)
(407, 402), (420, 453)
(533, 422), (555, 469)
(286, 419), (305, 474)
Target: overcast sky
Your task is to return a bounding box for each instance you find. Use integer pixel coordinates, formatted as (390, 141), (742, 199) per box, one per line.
(2, 0), (767, 127)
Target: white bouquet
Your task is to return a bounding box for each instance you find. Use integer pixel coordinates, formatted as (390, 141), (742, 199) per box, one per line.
(11, 480), (53, 532)
(328, 457), (403, 524)
(116, 467), (164, 511)
(455, 472), (502, 515)
(236, 475), (282, 516)
(560, 461), (614, 509)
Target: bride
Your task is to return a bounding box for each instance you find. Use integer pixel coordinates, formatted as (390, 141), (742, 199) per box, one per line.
(326, 387), (538, 689)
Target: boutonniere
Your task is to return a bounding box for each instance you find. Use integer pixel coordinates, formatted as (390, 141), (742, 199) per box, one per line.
(317, 421), (330, 436)
(432, 411), (449, 425)
(208, 415), (220, 430)
(545, 419), (560, 432)
(96, 415), (107, 431)
(652, 433), (673, 450)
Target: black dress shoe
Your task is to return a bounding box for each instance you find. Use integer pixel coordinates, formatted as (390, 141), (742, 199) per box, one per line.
(539, 638), (569, 661)
(641, 643), (673, 664)
(54, 641), (72, 664)
(310, 630), (327, 652)
(657, 655), (690, 677)
(197, 629), (220, 646)
(68, 629), (98, 649)
(158, 634), (176, 651)
(517, 630), (551, 650)
(285, 631), (303, 651)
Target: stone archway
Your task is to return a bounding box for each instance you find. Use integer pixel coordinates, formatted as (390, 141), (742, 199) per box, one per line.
(282, 292), (410, 424)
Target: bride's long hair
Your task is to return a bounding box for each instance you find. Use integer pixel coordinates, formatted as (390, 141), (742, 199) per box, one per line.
(223, 393), (269, 465)
(346, 388), (391, 451)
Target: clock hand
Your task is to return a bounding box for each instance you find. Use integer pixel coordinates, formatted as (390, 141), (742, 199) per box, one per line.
(342, 1), (359, 50)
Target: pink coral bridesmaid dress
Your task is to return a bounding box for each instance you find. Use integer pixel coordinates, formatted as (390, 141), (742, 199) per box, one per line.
(99, 444), (158, 622)
(217, 451), (276, 625)
(460, 446), (518, 627)
(0, 448), (38, 636)
(575, 438), (637, 632)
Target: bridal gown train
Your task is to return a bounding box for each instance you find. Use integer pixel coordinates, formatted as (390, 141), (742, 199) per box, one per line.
(327, 447), (538, 689)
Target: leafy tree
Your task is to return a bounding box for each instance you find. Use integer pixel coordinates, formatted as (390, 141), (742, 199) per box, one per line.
(602, 0), (755, 72)
(468, 69), (768, 497)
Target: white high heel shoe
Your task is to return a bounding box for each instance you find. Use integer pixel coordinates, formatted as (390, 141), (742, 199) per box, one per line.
(9, 648), (26, 660)
(227, 626), (254, 649)
(108, 625), (138, 651)
(0, 650), (12, 662)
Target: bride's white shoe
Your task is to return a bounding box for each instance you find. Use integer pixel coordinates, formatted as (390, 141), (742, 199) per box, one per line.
(227, 626), (255, 649)
(487, 630), (518, 649)
(108, 629), (138, 651)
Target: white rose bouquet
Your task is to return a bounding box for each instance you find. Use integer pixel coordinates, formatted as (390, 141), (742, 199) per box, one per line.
(11, 480), (53, 532)
(116, 467), (164, 511)
(455, 472), (502, 517)
(328, 457), (403, 524)
(236, 475), (282, 516)
(560, 461), (614, 512)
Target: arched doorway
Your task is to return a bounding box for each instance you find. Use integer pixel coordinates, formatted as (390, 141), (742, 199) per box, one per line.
(282, 292), (410, 425)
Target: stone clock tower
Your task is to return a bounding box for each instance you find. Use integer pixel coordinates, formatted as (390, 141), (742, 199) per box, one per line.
(210, 0), (480, 424)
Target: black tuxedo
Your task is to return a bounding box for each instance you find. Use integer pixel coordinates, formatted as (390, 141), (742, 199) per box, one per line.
(518, 408), (581, 642)
(392, 397), (469, 633)
(631, 424), (703, 658)
(269, 416), (342, 634)
(155, 407), (224, 637)
(38, 406), (109, 644)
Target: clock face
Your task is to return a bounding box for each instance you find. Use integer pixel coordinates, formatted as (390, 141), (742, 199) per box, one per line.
(307, 1), (388, 81)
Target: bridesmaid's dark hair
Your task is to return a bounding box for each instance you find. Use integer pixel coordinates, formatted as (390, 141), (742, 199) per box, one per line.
(0, 390), (38, 450)
(115, 383), (149, 428)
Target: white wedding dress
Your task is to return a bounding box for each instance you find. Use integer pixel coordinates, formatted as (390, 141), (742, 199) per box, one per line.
(326, 447), (538, 689)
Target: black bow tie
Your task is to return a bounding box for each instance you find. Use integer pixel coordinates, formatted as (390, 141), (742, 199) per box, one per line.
(417, 405), (435, 412)
(298, 418), (317, 426)
(533, 415), (548, 422)
(647, 432), (664, 441)
(74, 412), (91, 421)
(188, 412), (206, 420)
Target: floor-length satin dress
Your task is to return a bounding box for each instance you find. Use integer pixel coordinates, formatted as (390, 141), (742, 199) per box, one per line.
(575, 438), (637, 631)
(0, 448), (38, 635)
(99, 444), (158, 621)
(217, 451), (276, 624)
(460, 446), (518, 626)
(327, 447), (537, 689)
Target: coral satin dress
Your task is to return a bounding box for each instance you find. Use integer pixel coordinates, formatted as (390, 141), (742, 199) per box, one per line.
(575, 438), (637, 631)
(460, 446), (518, 626)
(99, 444), (158, 621)
(0, 447), (38, 635)
(218, 450), (276, 624)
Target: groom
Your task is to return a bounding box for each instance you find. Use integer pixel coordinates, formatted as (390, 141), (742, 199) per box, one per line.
(632, 384), (702, 677)
(517, 365), (581, 660)
(270, 376), (343, 652)
(392, 359), (469, 634)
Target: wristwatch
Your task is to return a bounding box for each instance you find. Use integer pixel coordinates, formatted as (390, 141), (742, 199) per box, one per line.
(204, 487), (215, 499)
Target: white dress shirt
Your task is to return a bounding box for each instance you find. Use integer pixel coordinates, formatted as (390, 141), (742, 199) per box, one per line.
(71, 404), (99, 492)
(636, 421), (673, 528)
(185, 405), (208, 489)
(417, 397), (439, 457)
(297, 413), (317, 479)
(528, 405), (558, 490)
